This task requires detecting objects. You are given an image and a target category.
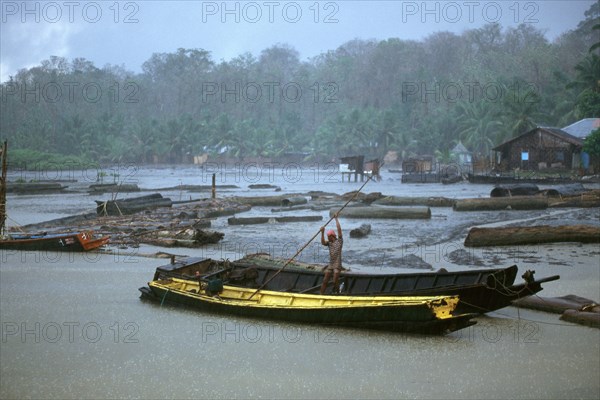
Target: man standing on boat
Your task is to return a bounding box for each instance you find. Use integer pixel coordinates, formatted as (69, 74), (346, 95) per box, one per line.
(320, 213), (344, 294)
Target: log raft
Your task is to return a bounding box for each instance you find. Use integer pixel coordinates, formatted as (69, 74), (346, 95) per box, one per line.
(464, 225), (600, 247)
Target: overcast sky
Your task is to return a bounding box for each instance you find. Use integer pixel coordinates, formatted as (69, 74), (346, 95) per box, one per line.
(0, 0), (596, 82)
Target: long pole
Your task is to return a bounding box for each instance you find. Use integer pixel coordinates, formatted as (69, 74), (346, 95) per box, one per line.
(0, 141), (7, 236)
(248, 171), (377, 299)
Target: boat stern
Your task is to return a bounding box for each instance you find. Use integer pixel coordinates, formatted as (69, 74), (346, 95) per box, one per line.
(428, 295), (461, 319)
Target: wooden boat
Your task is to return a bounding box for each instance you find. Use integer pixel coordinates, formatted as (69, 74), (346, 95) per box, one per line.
(0, 231), (110, 252)
(139, 277), (477, 335)
(150, 255), (559, 314)
(0, 141), (109, 252)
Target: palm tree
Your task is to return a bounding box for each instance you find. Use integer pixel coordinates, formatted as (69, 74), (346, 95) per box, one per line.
(456, 101), (503, 156)
(500, 82), (543, 140)
(568, 53), (600, 118)
(569, 53), (600, 93)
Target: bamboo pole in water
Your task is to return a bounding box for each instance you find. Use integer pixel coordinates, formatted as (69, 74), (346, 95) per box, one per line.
(0, 141), (7, 235)
(248, 172), (378, 299)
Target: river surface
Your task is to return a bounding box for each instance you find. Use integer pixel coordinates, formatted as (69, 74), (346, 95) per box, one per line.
(1, 166), (599, 399)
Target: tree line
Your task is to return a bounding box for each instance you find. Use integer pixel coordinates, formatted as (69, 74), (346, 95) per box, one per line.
(1, 4), (599, 166)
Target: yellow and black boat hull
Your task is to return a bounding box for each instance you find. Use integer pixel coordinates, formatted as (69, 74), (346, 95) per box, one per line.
(140, 278), (476, 335)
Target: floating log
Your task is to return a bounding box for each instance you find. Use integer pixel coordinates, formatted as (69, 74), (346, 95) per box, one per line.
(453, 196), (548, 211)
(490, 183), (539, 197)
(228, 217), (270, 225)
(95, 193), (172, 216)
(542, 183), (588, 197)
(88, 183), (140, 193)
(464, 225), (600, 247)
(549, 198), (600, 208)
(310, 202), (347, 211)
(8, 182), (67, 194)
(228, 215), (322, 225)
(248, 184), (281, 190)
(230, 195), (307, 207)
(332, 206), (431, 219)
(340, 191), (383, 203)
(203, 204), (251, 218)
(514, 294), (599, 314)
(350, 223), (371, 238)
(548, 189), (600, 208)
(306, 191), (340, 200)
(374, 196), (455, 207)
(274, 216), (322, 223)
(514, 294), (600, 328)
(281, 196), (308, 206)
(271, 204), (313, 212)
(560, 309), (600, 328)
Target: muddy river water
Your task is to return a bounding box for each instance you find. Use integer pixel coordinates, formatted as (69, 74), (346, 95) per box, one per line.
(1, 166), (599, 399)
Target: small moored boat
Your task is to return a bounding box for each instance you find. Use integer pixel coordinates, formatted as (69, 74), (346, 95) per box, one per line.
(0, 231), (109, 252)
(139, 277), (477, 335)
(0, 141), (110, 253)
(150, 255), (559, 314)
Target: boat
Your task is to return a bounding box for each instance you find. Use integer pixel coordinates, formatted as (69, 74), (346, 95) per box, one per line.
(150, 255), (560, 314)
(0, 231), (110, 251)
(139, 277), (477, 335)
(0, 141), (110, 252)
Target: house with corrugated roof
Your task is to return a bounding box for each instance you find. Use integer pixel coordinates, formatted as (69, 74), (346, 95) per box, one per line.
(562, 118), (600, 140)
(562, 118), (600, 171)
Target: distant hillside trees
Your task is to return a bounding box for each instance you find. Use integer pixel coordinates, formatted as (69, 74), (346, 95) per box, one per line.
(1, 4), (598, 165)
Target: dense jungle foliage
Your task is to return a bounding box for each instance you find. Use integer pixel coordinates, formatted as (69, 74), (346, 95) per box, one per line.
(1, 4), (599, 166)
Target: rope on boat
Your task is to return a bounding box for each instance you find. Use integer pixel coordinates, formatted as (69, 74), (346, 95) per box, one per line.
(160, 289), (170, 306)
(487, 274), (532, 296)
(4, 215), (27, 233)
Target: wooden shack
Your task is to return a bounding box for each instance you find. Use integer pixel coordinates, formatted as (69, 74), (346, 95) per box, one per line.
(402, 155), (434, 173)
(493, 127), (584, 171)
(401, 155), (438, 183)
(339, 156), (380, 182)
